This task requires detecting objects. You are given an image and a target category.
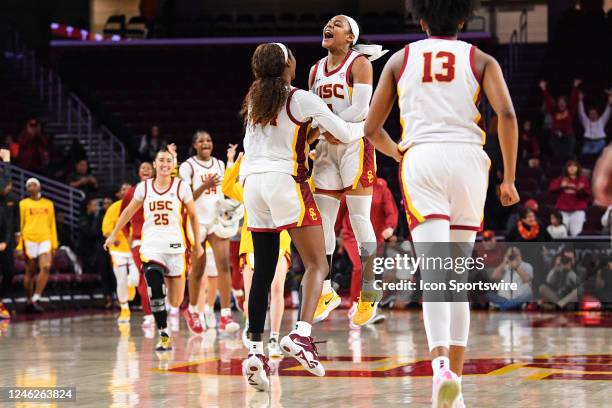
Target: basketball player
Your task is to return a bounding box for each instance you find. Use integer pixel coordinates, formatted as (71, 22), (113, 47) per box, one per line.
(17, 178), (57, 313)
(309, 15), (388, 326)
(363, 1), (520, 406)
(222, 144), (290, 358)
(105, 148), (204, 352)
(102, 182), (140, 324)
(179, 131), (239, 334)
(121, 162), (155, 329)
(240, 43), (364, 391)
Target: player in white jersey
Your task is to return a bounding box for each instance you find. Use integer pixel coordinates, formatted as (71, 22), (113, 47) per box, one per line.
(239, 43), (364, 391)
(105, 148), (204, 353)
(309, 15), (389, 327)
(178, 131), (239, 335)
(364, 1), (520, 407)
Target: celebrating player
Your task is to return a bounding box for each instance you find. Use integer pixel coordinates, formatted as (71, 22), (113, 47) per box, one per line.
(105, 148), (204, 352)
(364, 1), (520, 406)
(179, 131), (240, 334)
(222, 144), (290, 358)
(239, 42), (364, 391)
(309, 15), (388, 326)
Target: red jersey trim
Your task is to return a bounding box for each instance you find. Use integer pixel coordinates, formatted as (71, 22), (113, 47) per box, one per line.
(345, 53), (367, 87)
(397, 45), (410, 82)
(151, 177), (174, 195)
(323, 49), (353, 77)
(177, 179), (183, 202)
(470, 45), (480, 83)
(143, 180), (148, 200)
(309, 60), (320, 89)
(286, 88), (305, 126)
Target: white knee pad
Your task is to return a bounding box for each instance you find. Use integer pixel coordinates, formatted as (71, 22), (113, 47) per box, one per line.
(450, 302), (470, 347)
(314, 194), (340, 255)
(346, 195), (376, 254)
(423, 302), (451, 351)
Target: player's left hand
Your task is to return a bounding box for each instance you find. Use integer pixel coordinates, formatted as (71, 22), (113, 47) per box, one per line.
(167, 143), (177, 157)
(499, 181), (520, 207)
(0, 149), (10, 162)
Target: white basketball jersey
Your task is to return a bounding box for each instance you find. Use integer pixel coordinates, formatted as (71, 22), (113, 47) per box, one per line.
(179, 156), (225, 225)
(397, 39), (486, 152)
(241, 88), (311, 182)
(310, 49), (365, 114)
(134, 177), (192, 254)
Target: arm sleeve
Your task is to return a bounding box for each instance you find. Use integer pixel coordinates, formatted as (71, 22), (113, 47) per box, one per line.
(382, 186), (399, 230)
(577, 101), (589, 128)
(292, 91), (364, 143)
(221, 159), (244, 203)
(337, 84), (372, 123)
(49, 202), (58, 249)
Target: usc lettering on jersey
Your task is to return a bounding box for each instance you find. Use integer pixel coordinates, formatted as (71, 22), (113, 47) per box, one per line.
(178, 156), (225, 226)
(133, 177), (193, 254)
(396, 39), (486, 152)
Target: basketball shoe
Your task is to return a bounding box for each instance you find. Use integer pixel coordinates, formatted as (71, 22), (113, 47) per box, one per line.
(182, 308), (204, 335)
(243, 354), (270, 392)
(117, 307), (130, 324)
(203, 306), (217, 329)
(219, 315), (240, 333)
(313, 288), (341, 323)
(351, 293), (379, 326)
(155, 332), (173, 352)
(280, 332), (325, 376)
(432, 368), (460, 408)
(127, 286), (137, 301)
(267, 338), (283, 359)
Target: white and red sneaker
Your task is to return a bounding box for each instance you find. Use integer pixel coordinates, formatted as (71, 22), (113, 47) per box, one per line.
(142, 314), (155, 328)
(219, 315), (240, 333)
(280, 332), (325, 376)
(243, 353), (270, 392)
(182, 309), (204, 335)
(432, 368), (460, 408)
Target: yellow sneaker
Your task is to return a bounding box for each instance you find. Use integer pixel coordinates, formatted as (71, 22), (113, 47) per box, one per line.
(117, 308), (131, 324)
(0, 304), (10, 320)
(156, 334), (173, 352)
(313, 289), (341, 323)
(127, 286), (137, 301)
(351, 295), (378, 326)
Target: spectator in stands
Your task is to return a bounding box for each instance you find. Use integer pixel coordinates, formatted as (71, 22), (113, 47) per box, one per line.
(539, 253), (578, 309)
(0, 150), (19, 318)
(487, 247), (534, 311)
(518, 120), (540, 168)
(578, 90), (611, 155)
(539, 79), (580, 157)
(138, 125), (167, 162)
(16, 118), (49, 173)
(68, 159), (98, 198)
(471, 230), (505, 306)
(506, 199), (540, 232)
(593, 256), (612, 310)
(2, 135), (19, 160)
(547, 211), (568, 239)
(17, 177), (58, 313)
(53, 137), (87, 181)
(548, 159), (591, 236)
(77, 198), (102, 277)
(506, 207), (550, 242)
(56, 212), (73, 249)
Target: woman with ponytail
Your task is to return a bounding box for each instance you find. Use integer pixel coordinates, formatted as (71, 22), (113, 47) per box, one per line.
(308, 15), (388, 328)
(239, 42), (364, 391)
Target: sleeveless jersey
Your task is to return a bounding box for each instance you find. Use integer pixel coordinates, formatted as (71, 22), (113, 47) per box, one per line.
(134, 177), (193, 254)
(396, 39), (485, 151)
(178, 156), (225, 226)
(240, 88), (311, 182)
(310, 49), (365, 115)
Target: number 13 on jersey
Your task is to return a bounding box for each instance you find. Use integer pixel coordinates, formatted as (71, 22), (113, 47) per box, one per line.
(422, 51), (455, 83)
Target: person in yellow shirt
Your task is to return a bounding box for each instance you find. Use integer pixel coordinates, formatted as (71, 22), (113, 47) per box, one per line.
(222, 145), (291, 358)
(102, 182), (140, 324)
(17, 178), (57, 313)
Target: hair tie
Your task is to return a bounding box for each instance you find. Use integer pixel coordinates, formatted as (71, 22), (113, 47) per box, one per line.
(271, 42), (288, 62)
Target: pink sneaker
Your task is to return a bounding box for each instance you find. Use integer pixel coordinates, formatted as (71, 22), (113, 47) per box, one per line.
(280, 332), (325, 376)
(432, 368), (460, 408)
(243, 354), (270, 392)
(182, 309), (204, 335)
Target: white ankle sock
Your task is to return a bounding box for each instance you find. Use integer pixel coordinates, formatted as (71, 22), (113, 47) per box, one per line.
(221, 308), (231, 317)
(188, 303), (198, 313)
(120, 303), (129, 311)
(270, 332), (279, 342)
(32, 294), (41, 303)
(322, 279), (333, 294)
(294, 321), (312, 337)
(250, 341), (264, 355)
(432, 356), (450, 375)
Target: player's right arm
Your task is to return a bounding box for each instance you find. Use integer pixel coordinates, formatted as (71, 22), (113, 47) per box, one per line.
(476, 49), (520, 207)
(104, 193), (143, 251)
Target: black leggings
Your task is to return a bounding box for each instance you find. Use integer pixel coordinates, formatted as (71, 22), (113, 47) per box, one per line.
(248, 231), (280, 341)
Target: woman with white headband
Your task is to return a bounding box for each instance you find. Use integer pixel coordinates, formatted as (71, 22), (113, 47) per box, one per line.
(309, 15), (388, 328)
(239, 42), (364, 391)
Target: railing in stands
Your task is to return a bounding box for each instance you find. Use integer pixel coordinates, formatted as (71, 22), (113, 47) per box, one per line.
(3, 27), (126, 188)
(1, 163), (85, 242)
(504, 8), (528, 81)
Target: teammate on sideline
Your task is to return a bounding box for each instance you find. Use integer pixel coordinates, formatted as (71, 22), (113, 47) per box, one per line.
(222, 143), (291, 358)
(121, 162), (155, 329)
(364, 1), (520, 406)
(105, 148), (204, 352)
(179, 131), (240, 334)
(17, 178), (58, 313)
(239, 42), (364, 391)
(102, 182), (140, 324)
(309, 15), (387, 326)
